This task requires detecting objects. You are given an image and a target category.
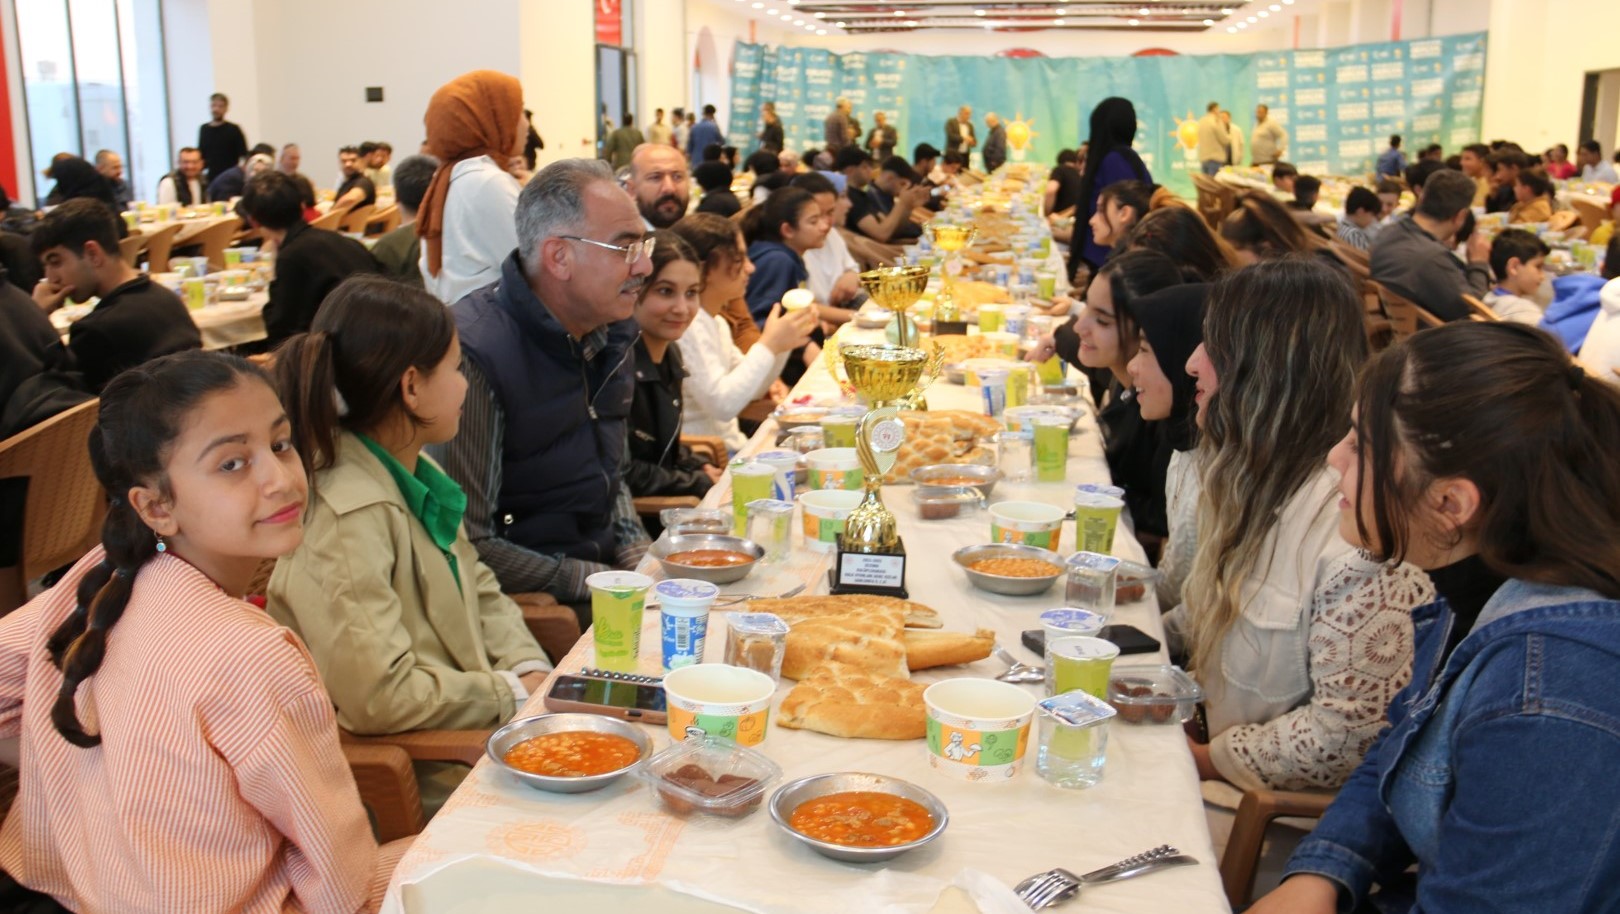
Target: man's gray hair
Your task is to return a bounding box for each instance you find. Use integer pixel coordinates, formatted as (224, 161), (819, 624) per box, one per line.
(516, 158), (615, 271)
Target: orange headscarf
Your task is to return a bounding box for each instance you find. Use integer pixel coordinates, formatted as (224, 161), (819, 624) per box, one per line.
(416, 70), (524, 277)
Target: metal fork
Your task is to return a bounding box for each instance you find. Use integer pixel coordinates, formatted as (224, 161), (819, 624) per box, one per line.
(1015, 845), (1195, 910)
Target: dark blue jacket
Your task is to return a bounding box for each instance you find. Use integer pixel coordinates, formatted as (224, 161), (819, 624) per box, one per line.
(687, 119), (724, 164)
(1285, 579), (1620, 912)
(453, 253), (638, 563)
(744, 240), (806, 326)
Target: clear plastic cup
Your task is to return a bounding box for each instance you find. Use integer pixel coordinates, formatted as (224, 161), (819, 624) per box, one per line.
(1036, 690), (1116, 789)
(1064, 552), (1121, 618)
(587, 571), (653, 672)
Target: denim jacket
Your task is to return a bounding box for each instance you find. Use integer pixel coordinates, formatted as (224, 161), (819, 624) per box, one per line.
(1284, 578), (1620, 913)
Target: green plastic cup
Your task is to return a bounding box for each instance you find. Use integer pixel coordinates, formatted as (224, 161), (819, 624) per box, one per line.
(1073, 491), (1123, 554)
(1048, 635), (1120, 699)
(587, 571), (653, 672)
(730, 463), (777, 535)
(224, 248), (242, 266)
(819, 414), (858, 449)
(1036, 355), (1066, 386)
(1035, 271), (1057, 300)
(1032, 416), (1069, 482)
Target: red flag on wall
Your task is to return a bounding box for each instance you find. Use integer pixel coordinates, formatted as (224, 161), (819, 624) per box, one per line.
(596, 0), (623, 46)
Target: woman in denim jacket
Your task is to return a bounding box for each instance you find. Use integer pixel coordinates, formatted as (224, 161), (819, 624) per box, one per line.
(1251, 321), (1620, 913)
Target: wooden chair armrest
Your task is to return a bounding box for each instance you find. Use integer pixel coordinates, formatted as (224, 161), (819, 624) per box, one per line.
(341, 743), (425, 842)
(680, 435), (728, 465)
(1220, 787), (1336, 907)
(341, 728), (491, 768)
(509, 592), (582, 661)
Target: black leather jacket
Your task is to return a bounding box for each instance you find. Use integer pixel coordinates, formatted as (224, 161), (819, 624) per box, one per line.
(626, 338), (715, 499)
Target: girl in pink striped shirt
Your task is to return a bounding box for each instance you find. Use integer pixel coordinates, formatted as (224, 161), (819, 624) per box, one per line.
(0, 351), (406, 913)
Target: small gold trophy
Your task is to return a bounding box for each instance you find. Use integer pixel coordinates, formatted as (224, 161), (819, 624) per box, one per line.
(831, 344), (930, 597)
(926, 224), (977, 335)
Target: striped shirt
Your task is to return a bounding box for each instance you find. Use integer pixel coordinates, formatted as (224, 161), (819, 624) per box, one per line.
(428, 358), (651, 603)
(0, 549), (406, 913)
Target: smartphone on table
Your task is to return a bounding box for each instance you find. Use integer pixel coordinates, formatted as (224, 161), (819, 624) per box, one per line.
(1021, 624), (1161, 658)
(543, 670), (668, 724)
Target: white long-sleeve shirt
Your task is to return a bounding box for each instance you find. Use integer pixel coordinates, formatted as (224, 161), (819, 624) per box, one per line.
(421, 156), (520, 305)
(678, 310), (787, 452)
(803, 228), (859, 306)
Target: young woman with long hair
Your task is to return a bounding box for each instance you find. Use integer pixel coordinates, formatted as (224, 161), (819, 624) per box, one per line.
(742, 186), (830, 386)
(1175, 258), (1432, 792)
(1069, 97), (1153, 281)
(0, 351), (404, 913)
(1219, 190), (1332, 265)
(626, 230), (721, 499)
(672, 213), (816, 452)
(1254, 321), (1620, 914)
(268, 275), (551, 746)
(1113, 204), (1242, 282)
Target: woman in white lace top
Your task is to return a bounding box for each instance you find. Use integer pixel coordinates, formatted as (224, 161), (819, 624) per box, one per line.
(1170, 260), (1432, 792)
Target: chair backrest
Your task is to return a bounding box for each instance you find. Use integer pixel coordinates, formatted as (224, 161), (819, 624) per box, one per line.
(0, 399), (103, 614)
(365, 204), (401, 236)
(1461, 293), (1501, 322)
(1370, 280), (1443, 339)
(309, 207), (347, 232)
(139, 223), (184, 274)
(118, 232), (147, 267)
(1569, 196), (1607, 233)
(189, 216), (243, 271)
(339, 204), (375, 234)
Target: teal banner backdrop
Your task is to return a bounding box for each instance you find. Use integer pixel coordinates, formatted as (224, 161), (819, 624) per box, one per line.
(725, 33), (1487, 200)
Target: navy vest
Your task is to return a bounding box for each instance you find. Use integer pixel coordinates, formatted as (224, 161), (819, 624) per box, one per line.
(455, 254), (638, 563)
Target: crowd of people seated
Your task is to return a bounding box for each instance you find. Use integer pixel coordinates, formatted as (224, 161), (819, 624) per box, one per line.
(1, 73), (1619, 914)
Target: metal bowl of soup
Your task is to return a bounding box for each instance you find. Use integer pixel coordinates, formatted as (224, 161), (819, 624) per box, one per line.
(651, 534), (765, 584)
(769, 772), (949, 863)
(485, 713), (652, 794)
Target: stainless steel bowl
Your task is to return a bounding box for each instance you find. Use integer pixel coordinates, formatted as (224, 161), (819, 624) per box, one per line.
(768, 772), (949, 863)
(952, 543), (1065, 596)
(910, 463), (1002, 497)
(485, 713), (653, 794)
(650, 533), (765, 584)
(942, 363), (967, 385)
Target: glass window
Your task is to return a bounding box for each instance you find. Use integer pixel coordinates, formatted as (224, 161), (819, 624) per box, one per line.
(15, 0), (81, 203)
(117, 0), (169, 201)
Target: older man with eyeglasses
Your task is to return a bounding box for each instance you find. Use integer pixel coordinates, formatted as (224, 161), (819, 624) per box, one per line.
(429, 158), (654, 622)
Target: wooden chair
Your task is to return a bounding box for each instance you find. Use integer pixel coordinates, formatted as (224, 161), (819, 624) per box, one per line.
(0, 400), (103, 615)
(140, 223), (184, 273)
(310, 204), (353, 232)
(339, 204), (376, 234)
(1569, 195), (1609, 234)
(1461, 293), (1501, 322)
(1220, 787), (1336, 907)
(118, 231), (148, 267)
(1367, 280), (1444, 341)
(186, 216), (243, 271)
(364, 204), (401, 236)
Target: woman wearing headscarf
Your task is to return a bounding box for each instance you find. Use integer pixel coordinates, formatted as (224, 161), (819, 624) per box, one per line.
(46, 157), (128, 238)
(1070, 97), (1151, 283)
(417, 70), (526, 304)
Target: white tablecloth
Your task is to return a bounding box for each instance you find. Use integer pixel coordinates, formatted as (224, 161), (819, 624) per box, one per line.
(379, 325), (1230, 914)
(51, 291), (268, 351)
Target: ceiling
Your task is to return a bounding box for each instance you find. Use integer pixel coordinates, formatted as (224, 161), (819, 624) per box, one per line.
(741, 0), (1305, 34)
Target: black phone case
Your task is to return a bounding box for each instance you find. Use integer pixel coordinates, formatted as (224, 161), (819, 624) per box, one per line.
(1022, 624), (1161, 656)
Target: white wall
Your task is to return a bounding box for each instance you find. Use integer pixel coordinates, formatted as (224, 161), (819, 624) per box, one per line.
(684, 0), (791, 132)
(1482, 0), (1620, 154)
(636, 0), (687, 135)
(163, 0), (217, 162)
(520, 0), (595, 166)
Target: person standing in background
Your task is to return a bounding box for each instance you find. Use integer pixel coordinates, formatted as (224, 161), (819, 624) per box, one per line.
(1376, 135), (1407, 179)
(671, 107), (690, 151)
(1220, 109), (1244, 166)
(197, 92), (248, 184)
(1250, 104), (1287, 166)
(823, 98), (853, 155)
(944, 105), (976, 159)
(522, 109), (545, 172)
(865, 111), (897, 162)
(1196, 102), (1230, 177)
(686, 106), (723, 165)
(758, 102), (784, 154)
(647, 108), (675, 148)
(604, 113), (645, 171)
(982, 112), (1007, 173)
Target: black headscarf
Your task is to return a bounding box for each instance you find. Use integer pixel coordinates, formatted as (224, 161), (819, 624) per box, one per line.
(47, 157), (128, 238)
(1131, 283), (1208, 452)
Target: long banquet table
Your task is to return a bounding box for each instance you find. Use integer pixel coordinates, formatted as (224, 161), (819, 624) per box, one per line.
(378, 321), (1230, 914)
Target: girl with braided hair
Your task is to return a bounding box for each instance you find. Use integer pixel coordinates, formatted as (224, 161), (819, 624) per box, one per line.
(0, 350), (405, 913)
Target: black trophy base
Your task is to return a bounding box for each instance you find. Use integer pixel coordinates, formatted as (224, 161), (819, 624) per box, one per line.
(932, 320), (969, 337)
(829, 534), (909, 598)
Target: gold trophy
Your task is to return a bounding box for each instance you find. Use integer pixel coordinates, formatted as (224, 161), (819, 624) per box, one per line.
(830, 344), (929, 597)
(858, 265), (944, 410)
(926, 224), (977, 334)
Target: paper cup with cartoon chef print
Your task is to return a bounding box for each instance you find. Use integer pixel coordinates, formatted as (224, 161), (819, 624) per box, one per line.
(798, 489), (862, 553)
(990, 501), (1065, 552)
(663, 664), (776, 747)
(923, 678), (1036, 782)
(804, 448), (863, 491)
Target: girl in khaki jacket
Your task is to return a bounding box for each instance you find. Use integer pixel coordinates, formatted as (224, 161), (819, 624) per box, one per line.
(267, 276), (551, 739)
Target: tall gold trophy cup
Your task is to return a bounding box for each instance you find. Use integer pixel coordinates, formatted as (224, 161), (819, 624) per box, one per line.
(857, 265), (943, 410)
(926, 224), (976, 334)
(830, 344), (929, 597)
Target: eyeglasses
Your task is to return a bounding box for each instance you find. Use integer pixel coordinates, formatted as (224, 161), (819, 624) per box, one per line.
(559, 235), (656, 265)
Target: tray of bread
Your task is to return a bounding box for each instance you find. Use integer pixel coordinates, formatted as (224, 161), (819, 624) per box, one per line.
(746, 594), (995, 741)
(884, 410), (1002, 484)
